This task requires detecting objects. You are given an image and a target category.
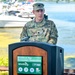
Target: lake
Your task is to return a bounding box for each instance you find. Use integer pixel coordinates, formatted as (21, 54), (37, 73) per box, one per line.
(44, 2), (75, 56)
(0, 2), (75, 69)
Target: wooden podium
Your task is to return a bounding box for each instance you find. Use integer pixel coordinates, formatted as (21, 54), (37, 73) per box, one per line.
(9, 42), (64, 75)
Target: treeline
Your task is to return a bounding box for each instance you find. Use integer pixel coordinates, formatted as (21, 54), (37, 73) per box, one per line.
(0, 0), (75, 3)
(18, 0), (75, 3)
(36, 0), (75, 3)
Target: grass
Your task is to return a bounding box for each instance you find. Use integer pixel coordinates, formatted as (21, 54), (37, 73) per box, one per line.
(64, 55), (75, 60)
(0, 32), (20, 48)
(0, 56), (8, 66)
(0, 30), (19, 74)
(0, 31), (19, 66)
(0, 71), (8, 75)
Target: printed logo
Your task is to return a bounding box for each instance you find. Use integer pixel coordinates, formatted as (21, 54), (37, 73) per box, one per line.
(30, 68), (34, 72)
(36, 68), (40, 72)
(24, 67), (28, 72)
(18, 67), (23, 72)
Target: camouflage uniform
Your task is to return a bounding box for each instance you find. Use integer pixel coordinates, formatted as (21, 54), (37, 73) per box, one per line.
(20, 18), (58, 44)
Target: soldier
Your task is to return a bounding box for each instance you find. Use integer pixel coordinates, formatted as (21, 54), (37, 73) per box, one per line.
(20, 3), (58, 44)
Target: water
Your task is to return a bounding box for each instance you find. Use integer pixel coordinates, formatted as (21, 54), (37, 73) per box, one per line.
(47, 12), (75, 22)
(0, 2), (75, 69)
(44, 2), (75, 22)
(44, 2), (75, 56)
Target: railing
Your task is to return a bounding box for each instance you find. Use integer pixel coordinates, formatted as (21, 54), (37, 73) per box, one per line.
(0, 66), (75, 75)
(64, 69), (75, 75)
(0, 66), (8, 71)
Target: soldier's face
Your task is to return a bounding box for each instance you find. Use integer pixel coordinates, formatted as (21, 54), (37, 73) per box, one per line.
(33, 9), (45, 21)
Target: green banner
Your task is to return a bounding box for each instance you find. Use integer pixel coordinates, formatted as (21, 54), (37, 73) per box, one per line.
(17, 56), (42, 74)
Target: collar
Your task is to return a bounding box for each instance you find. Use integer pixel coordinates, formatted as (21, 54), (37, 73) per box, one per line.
(32, 18), (46, 26)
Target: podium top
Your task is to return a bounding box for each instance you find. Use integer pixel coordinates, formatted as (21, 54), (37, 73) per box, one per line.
(9, 42), (63, 51)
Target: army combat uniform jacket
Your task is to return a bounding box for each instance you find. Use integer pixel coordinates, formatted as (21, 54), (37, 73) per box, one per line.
(20, 18), (58, 44)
